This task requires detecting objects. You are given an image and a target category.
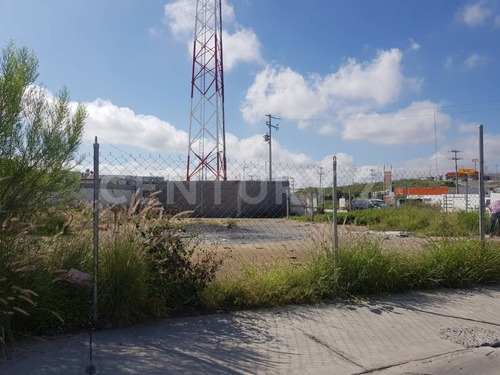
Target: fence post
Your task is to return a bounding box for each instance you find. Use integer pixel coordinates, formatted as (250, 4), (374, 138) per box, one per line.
(286, 184), (290, 219)
(93, 137), (100, 324)
(465, 175), (469, 212)
(332, 156), (339, 268)
(478, 125), (485, 240)
(310, 191), (314, 221)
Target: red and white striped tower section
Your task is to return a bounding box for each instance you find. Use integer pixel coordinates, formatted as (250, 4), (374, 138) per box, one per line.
(186, 0), (227, 181)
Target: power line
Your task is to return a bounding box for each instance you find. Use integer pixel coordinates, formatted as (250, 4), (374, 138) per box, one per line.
(286, 106), (500, 122)
(283, 99), (500, 122)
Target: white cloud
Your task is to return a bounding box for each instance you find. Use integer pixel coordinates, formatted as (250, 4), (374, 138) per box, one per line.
(61, 90), (495, 182)
(81, 97), (313, 167)
(222, 28), (264, 70)
(163, 0), (196, 39)
(163, 0), (261, 70)
(495, 14), (500, 27)
(397, 130), (500, 175)
(163, 0), (235, 38)
(483, 134), (500, 162)
(458, 1), (493, 27)
(320, 49), (420, 106)
(241, 66), (329, 125)
(226, 133), (311, 165)
(342, 101), (451, 145)
(318, 124), (338, 135)
(464, 52), (487, 69)
(396, 154), (449, 175)
(409, 38), (421, 51)
(241, 48), (421, 125)
(444, 56), (454, 70)
(83, 99), (189, 153)
(459, 122), (479, 134)
(78, 96), (493, 183)
(148, 27), (160, 38)
(318, 153), (355, 169)
(450, 133), (500, 170)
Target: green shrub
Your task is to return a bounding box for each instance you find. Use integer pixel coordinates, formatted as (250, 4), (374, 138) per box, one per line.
(0, 42), (86, 225)
(41, 238), (93, 332)
(0, 235), (97, 340)
(98, 236), (151, 327)
(29, 210), (72, 236)
(142, 221), (222, 316)
(0, 235), (55, 349)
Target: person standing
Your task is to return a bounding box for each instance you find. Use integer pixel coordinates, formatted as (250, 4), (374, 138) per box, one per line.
(488, 199), (500, 235)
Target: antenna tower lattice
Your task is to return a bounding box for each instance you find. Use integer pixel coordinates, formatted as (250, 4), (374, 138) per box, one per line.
(187, 0), (227, 181)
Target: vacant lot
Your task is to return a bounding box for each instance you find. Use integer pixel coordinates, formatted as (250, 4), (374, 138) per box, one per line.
(185, 218), (436, 276)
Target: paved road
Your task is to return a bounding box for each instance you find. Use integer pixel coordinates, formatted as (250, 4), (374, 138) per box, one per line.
(1, 286), (499, 374)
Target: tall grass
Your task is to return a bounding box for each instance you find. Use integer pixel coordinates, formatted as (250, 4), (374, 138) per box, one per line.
(0, 236), (39, 350)
(0, 235), (60, 349)
(98, 236), (152, 326)
(200, 263), (320, 310)
(293, 204), (488, 237)
(200, 238), (500, 310)
(2, 201), (499, 352)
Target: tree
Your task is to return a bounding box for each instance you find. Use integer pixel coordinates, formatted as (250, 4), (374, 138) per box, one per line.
(0, 41), (87, 225)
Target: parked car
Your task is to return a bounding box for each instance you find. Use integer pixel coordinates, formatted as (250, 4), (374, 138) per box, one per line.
(350, 199), (391, 210)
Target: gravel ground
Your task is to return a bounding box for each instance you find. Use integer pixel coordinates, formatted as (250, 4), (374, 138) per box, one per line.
(181, 219), (437, 276)
(441, 327), (500, 348)
(181, 218), (494, 276)
(182, 218), (432, 251)
(184, 219), (315, 245)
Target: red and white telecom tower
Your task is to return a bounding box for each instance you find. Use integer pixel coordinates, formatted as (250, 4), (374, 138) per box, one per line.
(186, 0), (227, 181)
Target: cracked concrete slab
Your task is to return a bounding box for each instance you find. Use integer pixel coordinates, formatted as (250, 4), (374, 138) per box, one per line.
(440, 327), (500, 348)
(367, 347), (500, 375)
(1, 286), (499, 374)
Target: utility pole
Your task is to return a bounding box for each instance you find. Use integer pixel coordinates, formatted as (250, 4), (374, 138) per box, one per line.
(449, 149), (463, 194)
(369, 168), (375, 198)
(434, 109), (438, 177)
(479, 125), (485, 240)
(264, 114), (281, 181)
(318, 166), (324, 212)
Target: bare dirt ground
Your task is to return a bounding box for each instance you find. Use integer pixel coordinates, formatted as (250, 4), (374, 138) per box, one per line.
(183, 218), (435, 277)
(184, 219), (320, 276)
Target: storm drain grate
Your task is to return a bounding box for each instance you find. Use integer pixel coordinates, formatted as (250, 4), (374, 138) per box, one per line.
(441, 327), (500, 348)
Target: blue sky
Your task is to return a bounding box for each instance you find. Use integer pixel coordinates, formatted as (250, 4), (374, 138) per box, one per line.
(1, 0), (500, 176)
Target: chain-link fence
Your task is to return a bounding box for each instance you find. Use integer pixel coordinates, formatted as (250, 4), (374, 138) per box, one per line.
(71, 138), (491, 283)
(2, 134), (492, 369)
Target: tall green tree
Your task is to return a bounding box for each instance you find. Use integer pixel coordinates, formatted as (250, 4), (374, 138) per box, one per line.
(0, 42), (87, 224)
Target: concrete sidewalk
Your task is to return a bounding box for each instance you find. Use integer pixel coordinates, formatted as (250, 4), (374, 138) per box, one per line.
(1, 286), (499, 374)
